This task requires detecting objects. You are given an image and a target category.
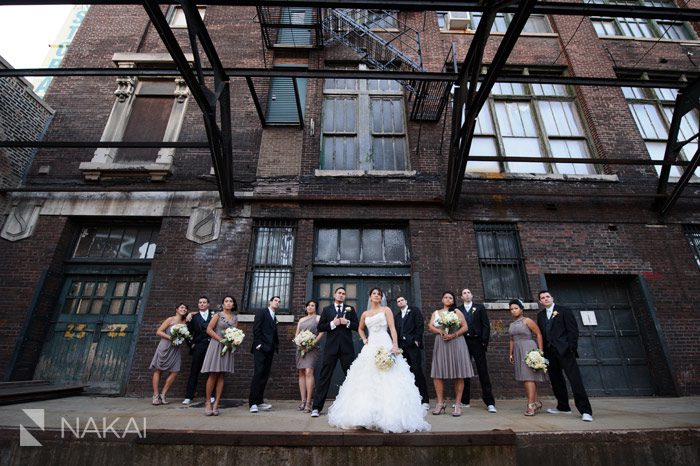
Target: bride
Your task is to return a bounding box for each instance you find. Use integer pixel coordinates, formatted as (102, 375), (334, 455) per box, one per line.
(328, 287), (431, 433)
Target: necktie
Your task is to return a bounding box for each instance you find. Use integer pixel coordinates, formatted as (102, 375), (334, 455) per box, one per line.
(337, 305), (342, 317)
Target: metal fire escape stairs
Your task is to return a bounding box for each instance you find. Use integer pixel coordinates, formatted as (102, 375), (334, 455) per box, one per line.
(322, 9), (453, 122)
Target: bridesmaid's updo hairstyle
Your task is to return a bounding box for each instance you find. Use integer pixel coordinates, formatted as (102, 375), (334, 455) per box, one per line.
(305, 299), (318, 311)
(222, 295), (238, 312)
(442, 291), (457, 311)
(509, 299), (524, 311)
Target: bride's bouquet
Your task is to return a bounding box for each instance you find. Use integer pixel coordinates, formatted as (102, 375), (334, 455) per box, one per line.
(435, 310), (461, 334)
(293, 330), (317, 357)
(220, 327), (245, 356)
(525, 349), (549, 373)
(170, 324), (191, 347)
(375, 347), (402, 371)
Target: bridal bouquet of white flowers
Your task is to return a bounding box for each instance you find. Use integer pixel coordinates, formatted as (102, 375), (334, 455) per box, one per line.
(525, 349), (549, 373)
(435, 310), (461, 334)
(220, 327), (245, 356)
(375, 347), (402, 371)
(170, 324), (191, 347)
(293, 330), (317, 357)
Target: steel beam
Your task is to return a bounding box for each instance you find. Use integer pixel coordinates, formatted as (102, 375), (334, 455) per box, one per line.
(6, 1), (700, 22)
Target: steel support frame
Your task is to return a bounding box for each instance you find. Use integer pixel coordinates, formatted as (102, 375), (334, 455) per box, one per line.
(142, 0), (235, 215)
(656, 78), (700, 217)
(446, 0), (537, 214)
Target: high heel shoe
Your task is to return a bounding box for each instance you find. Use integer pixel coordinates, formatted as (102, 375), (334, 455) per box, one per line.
(213, 402), (219, 416)
(298, 399), (306, 411)
(303, 401), (312, 413)
(159, 394), (169, 405)
(432, 403), (446, 415)
(452, 403), (462, 417)
(534, 400), (543, 413)
(152, 394), (161, 406)
(204, 402), (213, 416)
(524, 402), (537, 416)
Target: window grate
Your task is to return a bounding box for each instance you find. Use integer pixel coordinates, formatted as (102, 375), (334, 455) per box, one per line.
(474, 223), (530, 301)
(72, 226), (159, 260)
(684, 225), (700, 271)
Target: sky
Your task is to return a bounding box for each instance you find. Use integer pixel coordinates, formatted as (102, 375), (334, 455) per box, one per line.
(0, 5), (74, 69)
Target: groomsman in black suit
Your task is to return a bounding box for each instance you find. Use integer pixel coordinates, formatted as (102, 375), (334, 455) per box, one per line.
(249, 296), (280, 413)
(394, 296), (429, 408)
(537, 290), (593, 422)
(311, 286), (359, 417)
(183, 296), (212, 405)
(458, 288), (497, 413)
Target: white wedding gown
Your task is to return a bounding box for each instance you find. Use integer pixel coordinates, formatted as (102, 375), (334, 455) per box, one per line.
(327, 312), (431, 433)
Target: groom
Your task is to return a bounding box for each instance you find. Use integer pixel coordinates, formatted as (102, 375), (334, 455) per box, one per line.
(537, 290), (593, 422)
(310, 286), (359, 417)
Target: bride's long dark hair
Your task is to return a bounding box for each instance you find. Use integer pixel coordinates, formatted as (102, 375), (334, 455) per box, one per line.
(367, 287), (386, 310)
(442, 291), (457, 311)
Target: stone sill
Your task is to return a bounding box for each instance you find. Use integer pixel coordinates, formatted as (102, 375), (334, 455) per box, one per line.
(78, 162), (172, 181)
(600, 35), (699, 44)
(236, 314), (295, 323)
(440, 30), (558, 39)
(464, 172), (620, 182)
(315, 169), (416, 177)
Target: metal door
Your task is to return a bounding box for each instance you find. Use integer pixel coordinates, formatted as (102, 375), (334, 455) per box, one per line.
(277, 7), (312, 45)
(547, 275), (654, 396)
(34, 274), (147, 394)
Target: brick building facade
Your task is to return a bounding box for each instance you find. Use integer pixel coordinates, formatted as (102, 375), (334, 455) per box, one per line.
(0, 4), (699, 403)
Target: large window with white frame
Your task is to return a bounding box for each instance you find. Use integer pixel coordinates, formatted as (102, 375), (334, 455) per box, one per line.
(167, 5), (206, 28)
(321, 67), (408, 171)
(465, 82), (596, 175)
(590, 0), (694, 40)
(436, 11), (551, 33)
(623, 86), (699, 178)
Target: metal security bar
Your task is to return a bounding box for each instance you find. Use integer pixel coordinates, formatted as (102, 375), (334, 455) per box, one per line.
(244, 220), (297, 312)
(474, 223), (530, 301)
(684, 225), (700, 271)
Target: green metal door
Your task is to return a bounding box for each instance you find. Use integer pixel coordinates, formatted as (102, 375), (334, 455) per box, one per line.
(313, 277), (410, 398)
(35, 274), (148, 394)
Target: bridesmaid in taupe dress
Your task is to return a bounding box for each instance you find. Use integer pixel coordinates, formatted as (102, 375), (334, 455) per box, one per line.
(295, 300), (324, 413)
(428, 291), (473, 417)
(200, 295), (238, 416)
(508, 299), (547, 416)
(150, 303), (189, 406)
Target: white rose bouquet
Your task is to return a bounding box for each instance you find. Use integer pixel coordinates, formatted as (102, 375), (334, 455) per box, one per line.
(374, 346), (402, 371)
(293, 329), (317, 357)
(435, 310), (461, 334)
(170, 323), (191, 347)
(220, 327), (245, 356)
(525, 349), (549, 373)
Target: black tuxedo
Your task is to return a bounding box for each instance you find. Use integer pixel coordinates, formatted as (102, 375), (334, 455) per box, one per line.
(537, 304), (592, 415)
(394, 306), (429, 404)
(249, 308), (279, 407)
(312, 303), (359, 411)
(185, 310), (212, 399)
(458, 303), (495, 406)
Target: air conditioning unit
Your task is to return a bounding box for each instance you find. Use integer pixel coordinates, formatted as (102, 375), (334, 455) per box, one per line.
(446, 11), (470, 30)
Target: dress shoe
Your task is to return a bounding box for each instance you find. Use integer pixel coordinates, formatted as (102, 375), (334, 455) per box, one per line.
(421, 403), (430, 410)
(581, 413), (593, 422)
(487, 405), (497, 413)
(546, 407), (572, 414)
(249, 404), (259, 413)
(181, 398), (192, 405)
(259, 403), (272, 411)
(210, 397), (215, 404)
(310, 409), (320, 417)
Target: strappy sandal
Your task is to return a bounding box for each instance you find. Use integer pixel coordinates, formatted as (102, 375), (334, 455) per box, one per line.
(159, 394), (169, 405)
(303, 401), (312, 413)
(298, 399), (306, 411)
(204, 402), (213, 416)
(452, 403), (462, 417)
(524, 402), (537, 416)
(432, 403), (446, 415)
(152, 394), (161, 406)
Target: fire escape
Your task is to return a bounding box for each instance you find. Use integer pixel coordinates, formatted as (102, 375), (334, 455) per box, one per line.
(256, 7), (454, 122)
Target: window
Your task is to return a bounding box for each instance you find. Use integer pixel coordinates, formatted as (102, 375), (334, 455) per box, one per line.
(266, 65), (307, 125)
(474, 224), (529, 301)
(315, 227), (409, 264)
(80, 66), (190, 181)
(623, 86), (699, 178)
(685, 225), (700, 270)
(331, 9), (398, 30)
(437, 11), (551, 33)
(591, 0), (694, 40)
(167, 5), (206, 28)
(61, 276), (147, 315)
(321, 68), (408, 171)
(73, 225), (158, 260)
(245, 220), (296, 312)
(466, 82), (595, 175)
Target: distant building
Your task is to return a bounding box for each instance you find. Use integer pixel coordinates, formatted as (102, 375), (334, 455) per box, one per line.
(0, 4), (698, 401)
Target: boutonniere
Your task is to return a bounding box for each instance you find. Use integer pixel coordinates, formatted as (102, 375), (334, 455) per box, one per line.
(552, 310), (559, 318)
(471, 307), (477, 313)
(344, 306), (351, 314)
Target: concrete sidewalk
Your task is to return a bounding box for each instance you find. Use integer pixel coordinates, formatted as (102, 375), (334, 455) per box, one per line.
(0, 395), (698, 433)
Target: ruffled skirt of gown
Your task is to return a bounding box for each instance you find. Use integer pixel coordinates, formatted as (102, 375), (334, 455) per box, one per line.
(327, 331), (431, 433)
